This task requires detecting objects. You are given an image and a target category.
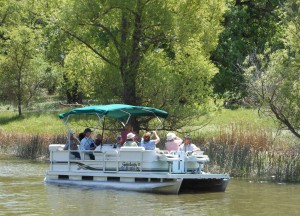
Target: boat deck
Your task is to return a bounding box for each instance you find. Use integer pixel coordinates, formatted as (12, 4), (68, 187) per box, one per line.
(45, 144), (229, 194)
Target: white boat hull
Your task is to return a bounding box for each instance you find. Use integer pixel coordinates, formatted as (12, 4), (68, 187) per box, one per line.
(44, 177), (183, 194)
(45, 145), (230, 194)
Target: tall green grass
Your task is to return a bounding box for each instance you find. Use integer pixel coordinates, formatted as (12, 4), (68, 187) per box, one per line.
(0, 108), (275, 135)
(0, 111), (66, 135)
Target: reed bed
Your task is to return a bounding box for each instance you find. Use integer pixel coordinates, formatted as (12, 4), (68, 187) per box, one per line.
(0, 130), (65, 160)
(0, 123), (299, 182)
(192, 123), (300, 183)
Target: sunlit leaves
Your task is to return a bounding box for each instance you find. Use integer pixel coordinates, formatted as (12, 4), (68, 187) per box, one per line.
(0, 0), (50, 115)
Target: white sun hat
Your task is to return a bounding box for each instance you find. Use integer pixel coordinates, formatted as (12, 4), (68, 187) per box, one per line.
(127, 132), (135, 140)
(166, 132), (176, 141)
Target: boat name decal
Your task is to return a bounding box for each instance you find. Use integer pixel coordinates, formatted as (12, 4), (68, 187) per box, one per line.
(120, 162), (141, 171)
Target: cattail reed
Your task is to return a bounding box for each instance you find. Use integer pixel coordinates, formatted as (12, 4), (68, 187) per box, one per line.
(0, 130), (65, 160)
(191, 123), (300, 183)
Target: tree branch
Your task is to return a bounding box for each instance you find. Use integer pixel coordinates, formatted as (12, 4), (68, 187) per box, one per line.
(84, 21), (120, 54)
(63, 29), (118, 68)
(270, 103), (300, 139)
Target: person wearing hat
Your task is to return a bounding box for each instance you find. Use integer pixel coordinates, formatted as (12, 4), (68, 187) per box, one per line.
(121, 123), (138, 144)
(165, 132), (182, 151)
(123, 132), (138, 147)
(141, 131), (160, 150)
(80, 128), (96, 159)
(179, 135), (200, 153)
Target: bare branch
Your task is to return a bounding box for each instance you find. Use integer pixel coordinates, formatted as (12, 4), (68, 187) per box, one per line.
(84, 21), (120, 54)
(63, 29), (118, 68)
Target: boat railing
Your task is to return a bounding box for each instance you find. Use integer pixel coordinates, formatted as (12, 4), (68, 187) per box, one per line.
(49, 144), (206, 174)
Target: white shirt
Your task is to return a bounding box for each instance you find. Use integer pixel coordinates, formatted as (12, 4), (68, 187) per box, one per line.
(179, 143), (199, 152)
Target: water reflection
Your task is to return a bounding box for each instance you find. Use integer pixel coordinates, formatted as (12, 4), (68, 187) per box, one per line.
(0, 156), (299, 215)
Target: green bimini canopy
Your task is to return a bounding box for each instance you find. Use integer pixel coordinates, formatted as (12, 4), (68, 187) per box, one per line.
(58, 104), (168, 120)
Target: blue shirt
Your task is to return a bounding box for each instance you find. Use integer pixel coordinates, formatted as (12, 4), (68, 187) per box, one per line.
(141, 140), (156, 150)
(80, 137), (95, 150)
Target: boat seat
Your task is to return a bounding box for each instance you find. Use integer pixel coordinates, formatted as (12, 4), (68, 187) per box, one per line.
(187, 155), (209, 163)
(119, 147), (144, 162)
(120, 147), (145, 151)
(95, 144), (115, 153)
(49, 144), (65, 151)
(142, 150), (159, 162)
(158, 154), (179, 162)
(104, 149), (119, 157)
(156, 150), (170, 155)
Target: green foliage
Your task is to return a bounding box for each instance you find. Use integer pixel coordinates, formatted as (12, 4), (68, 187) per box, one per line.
(46, 0), (227, 129)
(244, 0), (300, 139)
(0, 0), (57, 115)
(212, 0), (285, 97)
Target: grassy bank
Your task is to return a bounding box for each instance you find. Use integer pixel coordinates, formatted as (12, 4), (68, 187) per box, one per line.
(0, 107), (299, 182)
(0, 108), (275, 135)
(0, 111), (65, 135)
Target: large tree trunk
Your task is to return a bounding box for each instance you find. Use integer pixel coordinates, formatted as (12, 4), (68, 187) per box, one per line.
(17, 98), (22, 116)
(63, 72), (83, 104)
(17, 70), (22, 116)
(119, 1), (143, 131)
(66, 87), (83, 104)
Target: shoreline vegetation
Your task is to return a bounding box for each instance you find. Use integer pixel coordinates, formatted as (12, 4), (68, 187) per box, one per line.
(0, 108), (299, 183)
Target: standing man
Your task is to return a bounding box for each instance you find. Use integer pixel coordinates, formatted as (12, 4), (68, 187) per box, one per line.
(179, 135), (200, 153)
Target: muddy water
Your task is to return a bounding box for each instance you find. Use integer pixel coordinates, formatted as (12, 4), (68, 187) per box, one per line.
(0, 156), (299, 215)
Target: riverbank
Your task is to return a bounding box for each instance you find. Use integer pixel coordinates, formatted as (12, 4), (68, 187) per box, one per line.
(0, 128), (299, 183)
(0, 108), (299, 182)
(0, 107), (275, 135)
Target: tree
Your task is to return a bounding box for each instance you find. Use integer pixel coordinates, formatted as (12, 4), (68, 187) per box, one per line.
(243, 0), (300, 139)
(0, 0), (50, 116)
(52, 0), (226, 130)
(211, 0), (285, 98)
(0, 27), (49, 115)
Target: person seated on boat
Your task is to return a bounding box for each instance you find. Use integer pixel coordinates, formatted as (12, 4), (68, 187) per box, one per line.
(123, 132), (138, 147)
(165, 132), (182, 151)
(140, 131), (160, 150)
(94, 134), (103, 147)
(121, 123), (139, 145)
(64, 132), (81, 159)
(113, 134), (122, 148)
(78, 132), (85, 141)
(179, 135), (200, 153)
(80, 128), (96, 160)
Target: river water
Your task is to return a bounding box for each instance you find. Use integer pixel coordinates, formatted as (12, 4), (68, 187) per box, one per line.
(0, 156), (299, 216)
